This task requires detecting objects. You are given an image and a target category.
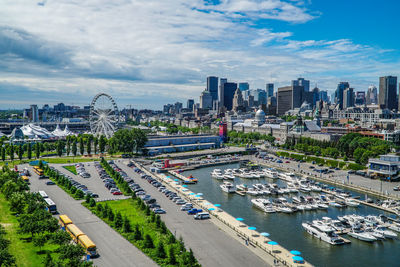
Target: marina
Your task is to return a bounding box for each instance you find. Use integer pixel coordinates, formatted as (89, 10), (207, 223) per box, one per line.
(182, 163), (400, 267)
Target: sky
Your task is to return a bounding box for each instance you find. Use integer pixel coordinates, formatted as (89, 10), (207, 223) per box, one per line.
(0, 0), (399, 110)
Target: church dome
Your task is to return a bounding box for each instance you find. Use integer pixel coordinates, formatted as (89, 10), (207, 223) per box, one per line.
(255, 109), (266, 123)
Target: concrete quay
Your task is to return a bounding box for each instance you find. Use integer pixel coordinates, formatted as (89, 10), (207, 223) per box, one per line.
(134, 161), (313, 267)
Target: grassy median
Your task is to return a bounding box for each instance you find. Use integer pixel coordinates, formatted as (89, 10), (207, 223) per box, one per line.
(63, 165), (77, 175)
(0, 194), (59, 266)
(84, 198), (200, 266)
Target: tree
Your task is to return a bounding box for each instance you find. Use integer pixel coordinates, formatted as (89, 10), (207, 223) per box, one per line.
(115, 212), (123, 229)
(72, 140), (77, 157)
(9, 145), (14, 161)
(39, 160), (44, 169)
(0, 249), (16, 266)
(93, 137), (98, 154)
(18, 144), (23, 161)
(168, 246), (177, 265)
(89, 198), (96, 207)
(27, 143), (32, 159)
(99, 135), (106, 154)
(56, 141), (64, 157)
(58, 243), (85, 263)
(9, 192), (25, 214)
(43, 252), (55, 267)
(75, 190), (84, 199)
(79, 137), (84, 156)
(156, 240), (166, 258)
(1, 147), (5, 161)
(87, 136), (92, 155)
(33, 234), (47, 252)
(50, 230), (71, 245)
(122, 216), (131, 233)
(35, 143), (40, 159)
(111, 128), (148, 153)
(133, 224), (142, 240)
(187, 248), (196, 265)
(143, 234), (154, 248)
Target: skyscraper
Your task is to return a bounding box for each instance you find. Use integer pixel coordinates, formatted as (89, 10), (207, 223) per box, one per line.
(232, 88), (244, 112)
(335, 82), (350, 109)
(30, 104), (39, 122)
(187, 99), (194, 110)
(292, 78), (310, 92)
(266, 83), (274, 98)
(355, 91), (366, 106)
(311, 87), (320, 106)
(366, 85), (378, 104)
(199, 90), (213, 109)
(238, 82), (249, 91)
(219, 78), (228, 105)
(206, 76), (219, 101)
(276, 85), (303, 115)
(319, 90), (329, 102)
(221, 82), (237, 110)
(343, 88), (355, 109)
(379, 76), (397, 110)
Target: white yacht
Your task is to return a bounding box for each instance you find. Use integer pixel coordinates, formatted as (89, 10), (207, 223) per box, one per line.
(220, 182), (236, 193)
(223, 174), (235, 180)
(264, 169), (278, 179)
(246, 188), (260, 196)
(364, 227), (385, 240)
(302, 221), (346, 245)
(345, 199), (360, 207)
(236, 184), (248, 191)
(276, 205), (293, 213)
(374, 226), (398, 238)
(348, 227), (377, 242)
(292, 196), (301, 203)
(251, 198), (270, 209)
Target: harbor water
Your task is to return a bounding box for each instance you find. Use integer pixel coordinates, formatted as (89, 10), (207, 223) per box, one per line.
(183, 163), (400, 267)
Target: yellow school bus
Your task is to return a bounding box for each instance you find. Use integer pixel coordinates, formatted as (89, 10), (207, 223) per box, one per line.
(21, 175), (29, 183)
(33, 166), (44, 176)
(78, 234), (98, 258)
(58, 215), (73, 229)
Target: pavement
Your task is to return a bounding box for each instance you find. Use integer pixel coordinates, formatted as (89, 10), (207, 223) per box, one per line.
(116, 161), (270, 267)
(252, 154), (400, 198)
(25, 163), (157, 267)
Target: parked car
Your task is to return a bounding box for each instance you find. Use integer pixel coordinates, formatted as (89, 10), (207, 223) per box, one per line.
(153, 208), (166, 214)
(187, 208), (202, 215)
(194, 212), (210, 220)
(46, 181), (55, 185)
(112, 191), (123, 195)
(393, 186), (400, 191)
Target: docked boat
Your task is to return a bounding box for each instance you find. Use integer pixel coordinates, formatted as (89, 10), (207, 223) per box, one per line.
(345, 199), (360, 207)
(364, 227), (385, 240)
(302, 221), (346, 245)
(236, 184), (248, 191)
(374, 226), (398, 238)
(220, 182), (236, 193)
(223, 174), (235, 180)
(348, 227), (377, 242)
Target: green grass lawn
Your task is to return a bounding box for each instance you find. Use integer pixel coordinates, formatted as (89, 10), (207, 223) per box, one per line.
(0, 194), (59, 267)
(85, 198), (199, 266)
(63, 165), (77, 175)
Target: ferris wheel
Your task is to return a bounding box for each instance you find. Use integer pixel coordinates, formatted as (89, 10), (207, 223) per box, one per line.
(89, 93), (119, 138)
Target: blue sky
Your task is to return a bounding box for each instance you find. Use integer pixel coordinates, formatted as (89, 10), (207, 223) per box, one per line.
(0, 0), (399, 110)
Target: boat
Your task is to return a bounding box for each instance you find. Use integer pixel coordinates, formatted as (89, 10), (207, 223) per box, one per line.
(348, 227), (377, 242)
(236, 184), (248, 191)
(364, 227), (385, 240)
(220, 182), (236, 193)
(345, 199), (360, 207)
(388, 222), (400, 233)
(374, 226), (398, 238)
(302, 221), (346, 245)
(246, 188), (260, 196)
(251, 198), (271, 211)
(223, 174), (235, 180)
(292, 196), (301, 204)
(276, 205), (293, 213)
(317, 202), (329, 209)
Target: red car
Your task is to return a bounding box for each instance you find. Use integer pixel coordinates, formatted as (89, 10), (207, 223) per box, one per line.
(112, 191), (123, 195)
(285, 161), (290, 163)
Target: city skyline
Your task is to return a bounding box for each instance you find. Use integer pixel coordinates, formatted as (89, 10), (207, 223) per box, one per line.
(1, 0), (400, 109)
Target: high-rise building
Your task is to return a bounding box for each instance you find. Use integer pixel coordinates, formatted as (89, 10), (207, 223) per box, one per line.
(311, 87), (320, 106)
(232, 88), (244, 112)
(343, 88), (355, 109)
(366, 85), (378, 105)
(379, 76), (397, 110)
(220, 82), (237, 110)
(30, 104), (39, 122)
(266, 83), (274, 98)
(187, 99), (194, 110)
(292, 78), (310, 92)
(248, 89), (267, 105)
(276, 85), (303, 115)
(174, 102), (183, 113)
(319, 90), (329, 102)
(219, 78), (228, 103)
(199, 90), (213, 109)
(355, 91), (366, 106)
(334, 82), (350, 109)
(206, 76), (219, 101)
(238, 82), (249, 91)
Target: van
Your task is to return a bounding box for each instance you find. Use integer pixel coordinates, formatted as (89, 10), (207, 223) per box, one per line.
(194, 212), (210, 220)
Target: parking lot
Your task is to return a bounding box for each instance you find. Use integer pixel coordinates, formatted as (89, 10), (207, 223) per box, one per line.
(116, 161), (268, 267)
(25, 163), (157, 267)
(54, 163), (129, 201)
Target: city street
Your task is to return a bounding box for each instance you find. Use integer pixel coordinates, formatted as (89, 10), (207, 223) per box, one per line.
(26, 164), (157, 267)
(116, 161), (269, 267)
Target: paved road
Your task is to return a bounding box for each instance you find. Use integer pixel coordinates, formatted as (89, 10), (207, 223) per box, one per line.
(25, 164), (157, 267)
(116, 161), (269, 267)
(253, 154), (400, 198)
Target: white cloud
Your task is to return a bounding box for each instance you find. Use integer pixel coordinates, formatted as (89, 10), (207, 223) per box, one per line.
(0, 0), (398, 109)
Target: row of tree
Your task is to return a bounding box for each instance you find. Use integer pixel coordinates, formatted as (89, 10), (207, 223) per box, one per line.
(0, 166), (91, 266)
(145, 121), (212, 135)
(283, 133), (395, 165)
(0, 224), (15, 266)
(228, 131), (276, 145)
(1, 128), (149, 162)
